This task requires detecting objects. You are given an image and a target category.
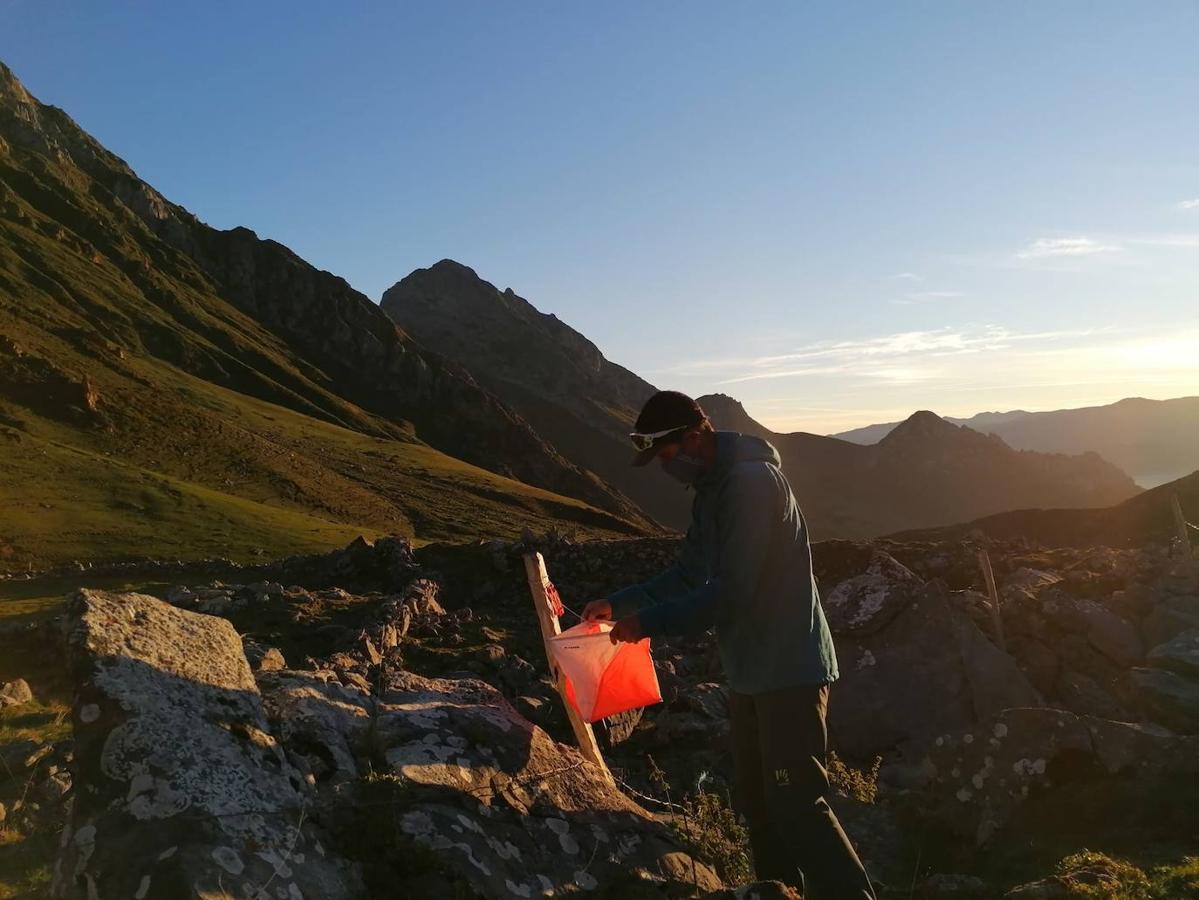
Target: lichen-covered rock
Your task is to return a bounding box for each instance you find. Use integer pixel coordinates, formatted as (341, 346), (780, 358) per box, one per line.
(258, 670), (373, 785)
(373, 669), (721, 897)
(830, 582), (1039, 759)
(823, 550), (923, 635)
(924, 706), (1199, 846)
(54, 589), (361, 899)
(0, 677), (33, 707)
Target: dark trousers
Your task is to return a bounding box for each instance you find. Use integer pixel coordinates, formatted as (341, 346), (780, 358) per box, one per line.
(729, 683), (876, 899)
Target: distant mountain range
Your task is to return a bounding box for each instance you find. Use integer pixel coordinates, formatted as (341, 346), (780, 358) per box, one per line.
(696, 395), (1138, 539)
(383, 264), (1140, 539)
(832, 397), (1199, 489)
(0, 59), (1154, 567)
(891, 469), (1199, 548)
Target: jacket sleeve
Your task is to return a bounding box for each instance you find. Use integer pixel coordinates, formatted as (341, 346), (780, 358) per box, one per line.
(608, 519), (707, 620)
(636, 465), (780, 638)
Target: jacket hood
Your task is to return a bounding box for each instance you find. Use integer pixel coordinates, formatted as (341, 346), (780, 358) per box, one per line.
(696, 431), (781, 488)
(730, 432), (781, 467)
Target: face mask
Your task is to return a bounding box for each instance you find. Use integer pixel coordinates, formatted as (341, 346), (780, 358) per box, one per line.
(661, 451), (705, 485)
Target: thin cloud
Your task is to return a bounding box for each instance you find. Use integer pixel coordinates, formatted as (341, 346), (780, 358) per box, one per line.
(1016, 237), (1122, 260)
(890, 272), (921, 281)
(715, 325), (1109, 386)
(1178, 198), (1199, 210)
(893, 290), (965, 305)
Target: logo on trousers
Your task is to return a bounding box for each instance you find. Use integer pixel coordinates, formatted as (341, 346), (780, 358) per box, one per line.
(773, 768), (791, 787)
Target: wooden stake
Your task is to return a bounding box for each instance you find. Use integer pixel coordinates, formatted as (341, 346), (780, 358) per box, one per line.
(523, 552), (612, 783)
(1171, 495), (1194, 561)
(977, 548), (1006, 652)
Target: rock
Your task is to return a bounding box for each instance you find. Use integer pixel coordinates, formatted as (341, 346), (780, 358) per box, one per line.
(704, 882), (800, 899)
(1002, 568), (1061, 594)
(1008, 636), (1059, 695)
(164, 585), (197, 608)
(259, 670), (373, 784)
(830, 582), (1039, 760)
(1004, 853), (1134, 898)
(925, 707), (1199, 846)
(1041, 593), (1142, 667)
(0, 677), (33, 708)
(676, 682), (729, 720)
(596, 708), (643, 747)
(373, 669), (721, 896)
(1140, 603), (1199, 649)
(361, 634), (382, 666)
(917, 872), (990, 898)
(242, 638), (287, 673)
(402, 578), (446, 617)
(54, 589), (361, 899)
(0, 739), (42, 782)
(1146, 628), (1199, 679)
(1054, 670), (1130, 721)
(1130, 667), (1199, 732)
(823, 550), (923, 635)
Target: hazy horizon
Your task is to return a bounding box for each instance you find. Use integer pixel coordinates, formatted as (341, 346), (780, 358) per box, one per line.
(3, 2), (1196, 435)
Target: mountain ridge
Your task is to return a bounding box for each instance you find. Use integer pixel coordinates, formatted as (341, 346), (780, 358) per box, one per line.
(383, 260), (1142, 539)
(831, 395), (1199, 488)
(0, 60), (651, 570)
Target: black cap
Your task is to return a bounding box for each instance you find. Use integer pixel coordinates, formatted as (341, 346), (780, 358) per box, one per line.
(631, 391), (707, 466)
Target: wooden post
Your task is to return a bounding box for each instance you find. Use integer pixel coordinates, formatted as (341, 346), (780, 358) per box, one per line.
(977, 548), (1006, 652)
(1171, 495), (1194, 561)
(523, 552), (612, 783)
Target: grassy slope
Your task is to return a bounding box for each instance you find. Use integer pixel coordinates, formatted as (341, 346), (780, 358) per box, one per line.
(0, 332), (639, 571)
(0, 79), (645, 574)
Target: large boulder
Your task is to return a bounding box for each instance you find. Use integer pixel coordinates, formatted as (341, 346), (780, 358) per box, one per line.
(373, 669), (722, 896)
(924, 706), (1199, 846)
(1040, 592), (1142, 668)
(1130, 667), (1199, 733)
(823, 550), (924, 635)
(829, 580), (1040, 760)
(54, 589), (361, 899)
(1146, 628), (1199, 679)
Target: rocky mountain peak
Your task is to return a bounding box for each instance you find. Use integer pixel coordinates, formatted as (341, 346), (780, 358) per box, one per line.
(880, 409), (965, 446)
(695, 393), (771, 438)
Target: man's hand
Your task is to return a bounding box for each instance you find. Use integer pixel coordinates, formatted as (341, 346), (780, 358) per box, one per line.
(609, 614), (643, 644)
(582, 599), (612, 621)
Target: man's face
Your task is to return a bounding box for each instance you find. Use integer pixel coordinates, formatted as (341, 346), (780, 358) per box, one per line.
(655, 428), (699, 466)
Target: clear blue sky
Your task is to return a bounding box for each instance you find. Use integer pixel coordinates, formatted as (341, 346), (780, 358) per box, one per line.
(4, 2), (1197, 433)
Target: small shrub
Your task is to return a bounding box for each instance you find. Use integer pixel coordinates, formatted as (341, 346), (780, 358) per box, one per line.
(672, 790), (754, 887)
(1051, 850), (1150, 898)
(828, 750), (881, 804)
(644, 757), (753, 887)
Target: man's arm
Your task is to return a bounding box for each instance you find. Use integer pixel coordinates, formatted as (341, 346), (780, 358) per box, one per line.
(635, 465), (780, 638)
(608, 519), (707, 620)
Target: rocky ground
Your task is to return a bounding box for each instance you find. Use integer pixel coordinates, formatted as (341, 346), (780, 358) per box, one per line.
(2, 532), (1198, 898)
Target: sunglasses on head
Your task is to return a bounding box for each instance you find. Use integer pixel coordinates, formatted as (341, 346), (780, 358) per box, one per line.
(629, 426), (690, 452)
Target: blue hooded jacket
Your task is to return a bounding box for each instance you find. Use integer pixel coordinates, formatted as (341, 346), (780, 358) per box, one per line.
(609, 431), (839, 694)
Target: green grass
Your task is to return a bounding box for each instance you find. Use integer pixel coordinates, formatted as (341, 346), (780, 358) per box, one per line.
(0, 315), (640, 573)
(0, 128), (648, 575)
